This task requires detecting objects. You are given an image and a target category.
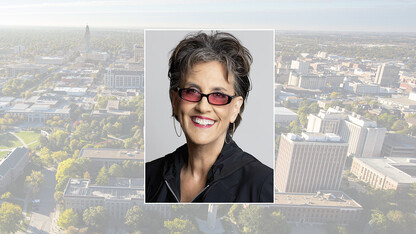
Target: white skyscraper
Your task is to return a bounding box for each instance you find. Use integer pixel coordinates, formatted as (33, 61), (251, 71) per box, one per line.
(276, 133), (348, 193)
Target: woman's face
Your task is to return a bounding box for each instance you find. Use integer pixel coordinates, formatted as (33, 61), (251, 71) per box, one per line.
(171, 61), (243, 147)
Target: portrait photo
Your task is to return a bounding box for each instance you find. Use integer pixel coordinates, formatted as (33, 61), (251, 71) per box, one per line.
(145, 30), (275, 203)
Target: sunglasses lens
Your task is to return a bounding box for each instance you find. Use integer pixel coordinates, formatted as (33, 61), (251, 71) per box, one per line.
(209, 93), (229, 105)
(181, 89), (201, 102)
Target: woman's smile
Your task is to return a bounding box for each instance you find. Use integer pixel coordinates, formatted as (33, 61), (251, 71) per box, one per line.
(191, 116), (215, 128)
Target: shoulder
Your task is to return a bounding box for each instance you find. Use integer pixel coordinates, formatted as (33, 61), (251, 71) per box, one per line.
(240, 152), (273, 182)
(146, 144), (187, 172)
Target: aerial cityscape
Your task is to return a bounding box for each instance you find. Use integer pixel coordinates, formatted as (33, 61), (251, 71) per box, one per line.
(1, 21), (416, 234)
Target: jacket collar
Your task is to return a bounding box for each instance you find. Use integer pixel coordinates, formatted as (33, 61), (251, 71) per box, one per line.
(162, 139), (244, 199)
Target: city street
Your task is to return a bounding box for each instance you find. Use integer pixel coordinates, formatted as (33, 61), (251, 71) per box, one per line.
(25, 169), (57, 234)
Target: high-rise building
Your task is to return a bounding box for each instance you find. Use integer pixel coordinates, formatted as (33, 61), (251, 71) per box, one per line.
(374, 63), (400, 87)
(85, 25), (91, 53)
(308, 108), (386, 157)
(133, 44), (144, 63)
(307, 108), (347, 133)
(288, 72), (326, 90)
(338, 114), (386, 157)
(276, 133), (348, 193)
(104, 69), (144, 90)
(290, 60), (310, 74)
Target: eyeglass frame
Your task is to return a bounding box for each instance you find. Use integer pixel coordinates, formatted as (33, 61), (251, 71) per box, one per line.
(176, 87), (236, 106)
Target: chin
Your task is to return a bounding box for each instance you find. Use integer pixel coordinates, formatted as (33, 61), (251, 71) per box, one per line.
(185, 133), (226, 147)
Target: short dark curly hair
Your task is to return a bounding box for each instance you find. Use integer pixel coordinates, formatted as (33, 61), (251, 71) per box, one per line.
(168, 31), (253, 134)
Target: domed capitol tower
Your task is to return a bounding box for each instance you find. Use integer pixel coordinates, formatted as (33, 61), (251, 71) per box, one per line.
(84, 25), (91, 53)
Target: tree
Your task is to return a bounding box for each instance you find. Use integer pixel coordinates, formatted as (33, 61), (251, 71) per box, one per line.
(54, 191), (64, 204)
(66, 226), (88, 234)
(330, 92), (342, 99)
(83, 171), (91, 179)
(39, 147), (53, 166)
(25, 170), (45, 195)
(268, 211), (290, 234)
(39, 135), (48, 147)
(0, 202), (24, 234)
(108, 164), (124, 177)
(164, 218), (197, 234)
(371, 209), (388, 234)
(51, 151), (68, 164)
(82, 206), (108, 231)
(125, 206), (163, 231)
(238, 206), (266, 233)
(56, 158), (77, 182)
(289, 120), (302, 134)
(58, 209), (79, 230)
(70, 139), (81, 152)
(95, 166), (109, 185)
(409, 182), (416, 200)
(125, 206), (145, 230)
(1, 192), (11, 200)
(391, 120), (409, 133)
(228, 204), (242, 223)
(55, 176), (70, 192)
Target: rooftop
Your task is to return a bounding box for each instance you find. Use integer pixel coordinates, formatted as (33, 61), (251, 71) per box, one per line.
(286, 132), (345, 143)
(0, 147), (29, 176)
(275, 190), (362, 209)
(63, 178), (144, 200)
(355, 157), (416, 184)
(383, 133), (416, 150)
(80, 148), (144, 160)
(275, 107), (298, 116)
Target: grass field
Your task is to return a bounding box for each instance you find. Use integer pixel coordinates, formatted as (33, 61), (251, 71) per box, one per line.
(0, 133), (23, 149)
(15, 131), (41, 145)
(0, 150), (11, 159)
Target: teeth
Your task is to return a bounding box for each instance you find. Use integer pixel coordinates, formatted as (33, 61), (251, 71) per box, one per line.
(192, 117), (214, 126)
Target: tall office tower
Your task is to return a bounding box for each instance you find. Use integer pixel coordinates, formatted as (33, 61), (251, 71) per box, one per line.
(85, 25), (91, 53)
(374, 63), (400, 87)
(276, 133), (348, 193)
(290, 60), (310, 75)
(307, 107), (347, 133)
(133, 44), (144, 63)
(104, 68), (144, 90)
(338, 114), (386, 157)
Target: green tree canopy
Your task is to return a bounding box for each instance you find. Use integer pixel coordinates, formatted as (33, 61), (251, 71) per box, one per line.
(95, 166), (109, 185)
(25, 170), (45, 195)
(58, 209), (79, 230)
(82, 206), (108, 231)
(0, 202), (24, 234)
(164, 218), (197, 234)
(108, 164), (124, 177)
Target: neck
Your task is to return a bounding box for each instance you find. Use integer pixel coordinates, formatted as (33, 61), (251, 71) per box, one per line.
(184, 135), (226, 178)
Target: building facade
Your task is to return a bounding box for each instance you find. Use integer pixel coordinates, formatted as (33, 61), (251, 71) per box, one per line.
(274, 191), (362, 225)
(0, 147), (29, 192)
(381, 134), (416, 158)
(276, 133), (348, 193)
(63, 178), (170, 220)
(375, 63), (400, 87)
(350, 157), (416, 193)
(104, 69), (144, 90)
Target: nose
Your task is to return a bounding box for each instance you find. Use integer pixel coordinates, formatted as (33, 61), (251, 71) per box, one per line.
(195, 96), (212, 113)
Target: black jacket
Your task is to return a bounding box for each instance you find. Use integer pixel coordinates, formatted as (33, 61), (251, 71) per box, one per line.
(146, 140), (273, 203)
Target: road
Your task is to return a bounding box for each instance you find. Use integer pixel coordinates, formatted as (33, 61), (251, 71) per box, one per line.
(25, 168), (57, 234)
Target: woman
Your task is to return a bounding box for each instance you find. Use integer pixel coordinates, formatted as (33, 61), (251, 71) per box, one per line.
(146, 31), (273, 203)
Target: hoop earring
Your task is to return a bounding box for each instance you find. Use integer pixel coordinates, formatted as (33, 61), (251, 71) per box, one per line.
(173, 117), (182, 137)
(225, 122), (235, 144)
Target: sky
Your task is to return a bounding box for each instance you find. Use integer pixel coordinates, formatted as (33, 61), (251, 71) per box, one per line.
(0, 0), (415, 32)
